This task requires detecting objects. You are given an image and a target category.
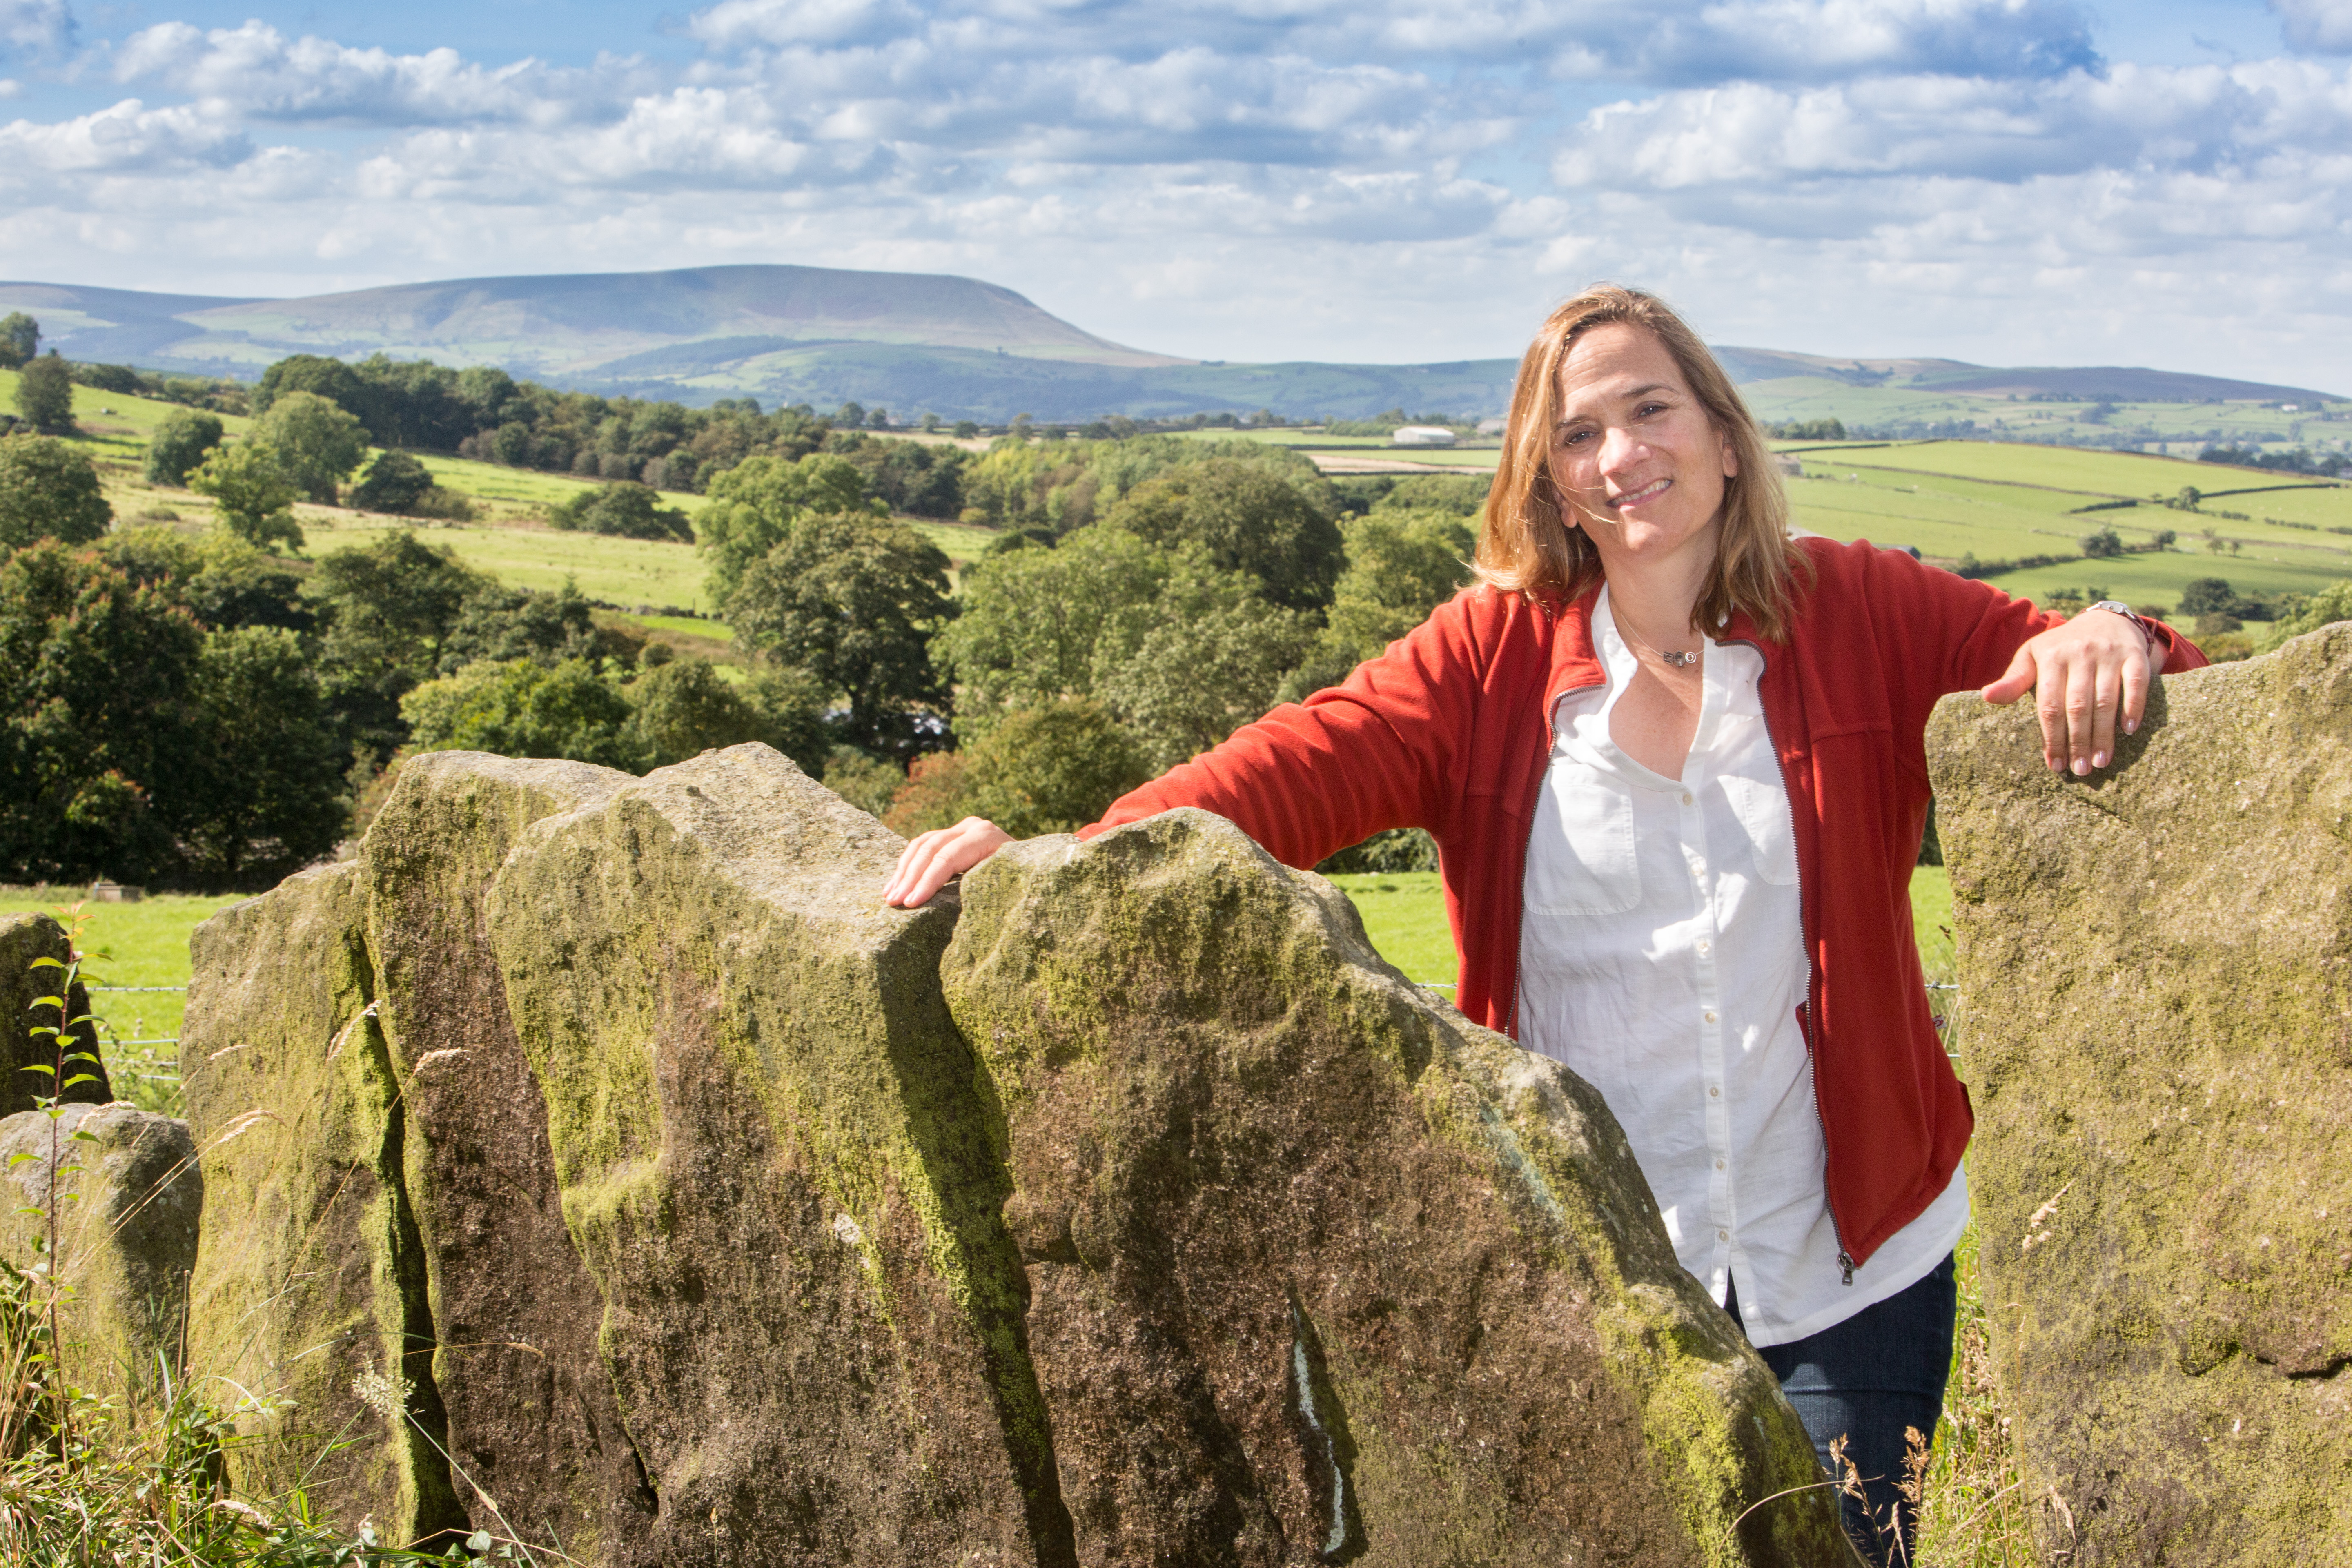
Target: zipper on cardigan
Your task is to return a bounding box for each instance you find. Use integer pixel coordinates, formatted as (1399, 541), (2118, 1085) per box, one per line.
(1733, 634), (1857, 1288)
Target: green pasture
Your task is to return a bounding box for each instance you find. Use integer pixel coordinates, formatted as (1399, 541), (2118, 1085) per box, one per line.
(311, 518), (716, 611)
(1323, 862), (1953, 998)
(0, 889), (250, 1116)
(1746, 376), (2349, 455)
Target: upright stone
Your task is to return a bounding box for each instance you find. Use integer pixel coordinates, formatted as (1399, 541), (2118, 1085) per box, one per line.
(359, 752), (657, 1565)
(0, 1102), (199, 1412)
(942, 809), (1853, 1567)
(0, 911), (112, 1115)
(182, 860), (464, 1543)
(483, 744), (1071, 1567)
(1929, 627), (2352, 1564)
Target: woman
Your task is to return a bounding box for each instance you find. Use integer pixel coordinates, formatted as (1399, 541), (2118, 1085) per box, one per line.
(886, 285), (2204, 1564)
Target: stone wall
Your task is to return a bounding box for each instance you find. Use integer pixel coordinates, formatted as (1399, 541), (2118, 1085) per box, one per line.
(179, 744), (1855, 1566)
(1929, 626), (2352, 1565)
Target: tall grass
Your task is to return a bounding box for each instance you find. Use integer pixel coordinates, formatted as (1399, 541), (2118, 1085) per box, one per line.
(1908, 885), (2038, 1568)
(0, 905), (498, 1566)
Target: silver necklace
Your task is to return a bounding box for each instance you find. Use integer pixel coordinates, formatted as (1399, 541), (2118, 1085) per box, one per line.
(1613, 612), (1702, 669)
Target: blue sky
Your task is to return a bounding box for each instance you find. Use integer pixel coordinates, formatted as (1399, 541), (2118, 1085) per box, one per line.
(2, 0), (2348, 385)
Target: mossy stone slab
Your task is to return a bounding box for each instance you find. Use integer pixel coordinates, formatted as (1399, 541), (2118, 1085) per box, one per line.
(1929, 624), (2352, 1564)
(941, 809), (1855, 1568)
(182, 859), (465, 1544)
(360, 751), (660, 1565)
(484, 743), (1072, 1567)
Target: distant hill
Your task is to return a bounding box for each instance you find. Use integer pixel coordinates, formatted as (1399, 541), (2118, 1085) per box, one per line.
(0, 266), (2337, 421)
(1711, 345), (2336, 406)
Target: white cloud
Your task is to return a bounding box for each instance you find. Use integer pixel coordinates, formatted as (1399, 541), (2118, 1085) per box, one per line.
(2273, 0), (2352, 53)
(1554, 61), (2352, 190)
(0, 97), (246, 177)
(0, 0), (69, 59)
(111, 20), (633, 127)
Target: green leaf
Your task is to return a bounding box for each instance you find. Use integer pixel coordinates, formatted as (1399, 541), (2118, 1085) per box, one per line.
(27, 957), (61, 970)
(62, 1075), (99, 1090)
(19, 1065), (54, 1077)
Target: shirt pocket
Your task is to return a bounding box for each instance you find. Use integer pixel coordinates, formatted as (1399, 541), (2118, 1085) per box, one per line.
(1718, 771), (1801, 886)
(1526, 764), (1642, 916)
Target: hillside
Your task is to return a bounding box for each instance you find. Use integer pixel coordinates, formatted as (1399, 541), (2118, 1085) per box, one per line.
(2, 266), (2342, 431)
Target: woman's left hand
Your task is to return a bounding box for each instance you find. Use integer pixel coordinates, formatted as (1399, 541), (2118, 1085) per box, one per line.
(1980, 608), (2161, 775)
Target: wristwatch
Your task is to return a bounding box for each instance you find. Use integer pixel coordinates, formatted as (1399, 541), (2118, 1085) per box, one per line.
(2089, 600), (2159, 650)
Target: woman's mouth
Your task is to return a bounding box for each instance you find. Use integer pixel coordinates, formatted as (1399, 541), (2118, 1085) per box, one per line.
(1607, 478), (1671, 510)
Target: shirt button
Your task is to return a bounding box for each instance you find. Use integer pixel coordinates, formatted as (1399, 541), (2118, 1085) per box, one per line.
(1682, 792), (1695, 806)
(1715, 1158), (1726, 1170)
(1717, 1228), (1730, 1242)
(1708, 1084), (1721, 1098)
(1697, 940), (1711, 956)
(1704, 1009), (1717, 1024)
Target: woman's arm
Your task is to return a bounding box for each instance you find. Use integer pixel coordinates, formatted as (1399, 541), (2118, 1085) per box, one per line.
(1849, 542), (2208, 775)
(884, 588), (1505, 907)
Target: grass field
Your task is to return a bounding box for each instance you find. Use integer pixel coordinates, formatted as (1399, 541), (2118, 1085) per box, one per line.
(0, 890), (249, 1117)
(1782, 440), (2352, 611)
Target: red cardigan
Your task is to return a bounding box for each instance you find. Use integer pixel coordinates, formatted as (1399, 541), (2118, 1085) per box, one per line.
(1085, 539), (2206, 1270)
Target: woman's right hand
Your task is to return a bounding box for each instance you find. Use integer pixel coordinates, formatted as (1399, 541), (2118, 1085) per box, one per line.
(883, 817), (1012, 908)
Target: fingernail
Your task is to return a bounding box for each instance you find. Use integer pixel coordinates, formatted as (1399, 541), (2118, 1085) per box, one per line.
(2092, 751), (2107, 768)
(2073, 758), (2090, 775)
(2124, 718), (2138, 735)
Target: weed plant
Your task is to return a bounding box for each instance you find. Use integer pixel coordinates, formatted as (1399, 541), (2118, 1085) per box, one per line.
(0, 907), (533, 1567)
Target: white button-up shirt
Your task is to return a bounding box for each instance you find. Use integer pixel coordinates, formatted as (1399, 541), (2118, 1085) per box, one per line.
(1516, 588), (1968, 1346)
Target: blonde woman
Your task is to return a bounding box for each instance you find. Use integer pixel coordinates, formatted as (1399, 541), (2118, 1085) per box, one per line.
(888, 285), (2204, 1562)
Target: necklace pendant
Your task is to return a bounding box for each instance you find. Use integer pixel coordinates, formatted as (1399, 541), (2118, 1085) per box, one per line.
(1661, 650), (1697, 668)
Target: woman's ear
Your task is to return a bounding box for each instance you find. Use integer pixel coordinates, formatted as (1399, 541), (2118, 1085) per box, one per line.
(1719, 426), (1739, 480)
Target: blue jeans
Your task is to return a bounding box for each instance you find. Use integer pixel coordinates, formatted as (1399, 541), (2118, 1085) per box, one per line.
(1725, 1254), (1957, 1568)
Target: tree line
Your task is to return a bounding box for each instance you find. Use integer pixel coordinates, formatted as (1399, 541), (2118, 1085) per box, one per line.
(0, 405), (1487, 886)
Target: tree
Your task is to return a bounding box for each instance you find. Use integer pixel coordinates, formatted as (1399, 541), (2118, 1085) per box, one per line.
(313, 531), (492, 758)
(400, 657), (639, 770)
(2178, 578), (2236, 617)
(882, 698), (1149, 838)
(188, 441), (304, 552)
(727, 512), (955, 757)
(179, 626), (351, 885)
(623, 656), (829, 773)
(1089, 545), (1318, 772)
(254, 354), (370, 421)
(102, 528), (312, 633)
(15, 352), (74, 432)
(252, 390), (370, 504)
(1281, 510), (1474, 700)
(552, 482), (693, 541)
(0, 313), (37, 370)
(350, 450), (437, 513)
(2079, 526), (2124, 559)
(695, 454), (876, 602)
(0, 542), (205, 884)
(144, 408), (225, 486)
(0, 435), (112, 548)
(1103, 458), (1345, 611)
(935, 526), (1170, 725)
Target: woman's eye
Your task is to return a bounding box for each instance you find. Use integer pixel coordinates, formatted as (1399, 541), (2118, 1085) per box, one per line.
(1637, 401), (1667, 417)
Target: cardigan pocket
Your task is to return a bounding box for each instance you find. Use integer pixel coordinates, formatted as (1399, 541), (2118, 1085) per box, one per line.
(1525, 762), (1640, 915)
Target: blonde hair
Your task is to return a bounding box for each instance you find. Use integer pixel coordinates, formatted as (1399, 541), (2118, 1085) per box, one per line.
(1476, 283), (1808, 641)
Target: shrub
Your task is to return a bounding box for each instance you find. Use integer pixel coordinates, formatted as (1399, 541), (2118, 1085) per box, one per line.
(2078, 526), (2125, 559)
(349, 450), (436, 513)
(13, 353), (73, 432)
(0, 436), (112, 548)
(251, 390), (369, 505)
(552, 481), (693, 541)
(187, 442), (303, 553)
(142, 408), (224, 487)
(400, 656), (639, 770)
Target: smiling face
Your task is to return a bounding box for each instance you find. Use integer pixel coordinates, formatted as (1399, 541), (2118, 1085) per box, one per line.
(1546, 322), (1739, 580)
